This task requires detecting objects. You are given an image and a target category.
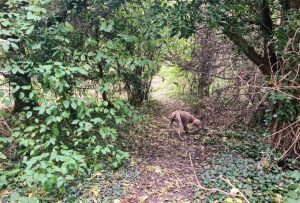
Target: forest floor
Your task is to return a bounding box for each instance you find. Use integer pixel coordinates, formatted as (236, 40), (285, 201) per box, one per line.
(78, 74), (298, 203)
(119, 76), (212, 202)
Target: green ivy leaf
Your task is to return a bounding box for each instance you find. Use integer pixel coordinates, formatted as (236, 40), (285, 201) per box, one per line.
(0, 152), (7, 160)
(64, 22), (74, 32)
(52, 124), (59, 136)
(11, 85), (20, 93)
(1, 20), (10, 27)
(32, 43), (41, 50)
(26, 25), (35, 35)
(63, 100), (70, 109)
(26, 111), (33, 118)
(101, 147), (111, 155)
(1, 40), (10, 52)
(117, 33), (138, 42)
(10, 42), (19, 50)
(26, 11), (41, 21)
(71, 102), (77, 110)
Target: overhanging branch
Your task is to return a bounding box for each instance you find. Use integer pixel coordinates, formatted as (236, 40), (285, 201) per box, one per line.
(223, 30), (271, 75)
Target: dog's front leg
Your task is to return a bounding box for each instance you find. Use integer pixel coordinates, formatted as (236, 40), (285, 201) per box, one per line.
(177, 129), (183, 140)
(183, 125), (189, 134)
(177, 121), (185, 140)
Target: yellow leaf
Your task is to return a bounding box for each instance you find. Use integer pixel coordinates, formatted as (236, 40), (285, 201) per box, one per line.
(139, 195), (149, 203)
(225, 198), (233, 203)
(89, 185), (100, 196)
(235, 198), (243, 203)
(263, 161), (271, 169)
(145, 166), (154, 172)
(130, 159), (137, 166)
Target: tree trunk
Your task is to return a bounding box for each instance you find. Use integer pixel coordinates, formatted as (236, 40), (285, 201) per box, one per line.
(221, 0), (300, 158)
(9, 73), (36, 113)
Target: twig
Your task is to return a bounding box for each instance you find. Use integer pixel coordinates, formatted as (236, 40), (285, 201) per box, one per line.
(219, 175), (251, 203)
(188, 153), (244, 198)
(278, 127), (300, 160)
(0, 117), (12, 137)
(267, 120), (299, 137)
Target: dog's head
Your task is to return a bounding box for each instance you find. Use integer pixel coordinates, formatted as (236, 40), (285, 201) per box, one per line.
(192, 119), (202, 129)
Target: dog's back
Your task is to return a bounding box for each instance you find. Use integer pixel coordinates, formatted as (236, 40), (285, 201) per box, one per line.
(170, 110), (193, 125)
(170, 110), (200, 126)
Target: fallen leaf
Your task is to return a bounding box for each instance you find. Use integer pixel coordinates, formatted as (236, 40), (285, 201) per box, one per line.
(89, 185), (100, 196)
(130, 159), (137, 166)
(230, 187), (239, 194)
(225, 198), (233, 203)
(160, 187), (168, 194)
(138, 195), (149, 203)
(274, 194), (282, 203)
(235, 198), (243, 203)
(154, 166), (162, 173)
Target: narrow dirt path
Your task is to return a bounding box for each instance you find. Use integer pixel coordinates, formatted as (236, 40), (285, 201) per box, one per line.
(122, 77), (212, 202)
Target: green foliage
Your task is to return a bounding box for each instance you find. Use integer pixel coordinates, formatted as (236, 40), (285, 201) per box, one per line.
(1, 0), (298, 201)
(66, 163), (140, 202)
(6, 192), (39, 203)
(222, 130), (272, 161)
(157, 66), (197, 100)
(1, 97), (136, 192)
(268, 92), (299, 122)
(283, 171), (300, 203)
(169, 0), (202, 38)
(0, 0), (148, 198)
(197, 153), (299, 202)
(1, 160), (140, 202)
(195, 129), (300, 202)
(112, 1), (169, 104)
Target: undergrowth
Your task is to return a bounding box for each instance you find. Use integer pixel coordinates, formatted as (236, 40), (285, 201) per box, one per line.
(1, 159), (140, 202)
(196, 129), (300, 203)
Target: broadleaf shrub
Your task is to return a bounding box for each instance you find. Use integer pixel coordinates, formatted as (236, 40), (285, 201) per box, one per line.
(0, 0), (147, 197)
(5, 97), (137, 191)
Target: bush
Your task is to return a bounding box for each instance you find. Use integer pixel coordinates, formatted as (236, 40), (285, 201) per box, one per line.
(0, 97), (138, 193)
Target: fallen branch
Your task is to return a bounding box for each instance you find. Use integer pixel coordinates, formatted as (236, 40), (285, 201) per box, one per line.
(219, 175), (251, 203)
(188, 153), (247, 199)
(0, 117), (12, 137)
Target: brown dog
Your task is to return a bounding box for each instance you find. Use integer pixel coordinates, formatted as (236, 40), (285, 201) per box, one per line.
(170, 110), (202, 138)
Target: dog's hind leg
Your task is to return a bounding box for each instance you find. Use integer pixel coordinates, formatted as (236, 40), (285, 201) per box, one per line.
(176, 120), (185, 140)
